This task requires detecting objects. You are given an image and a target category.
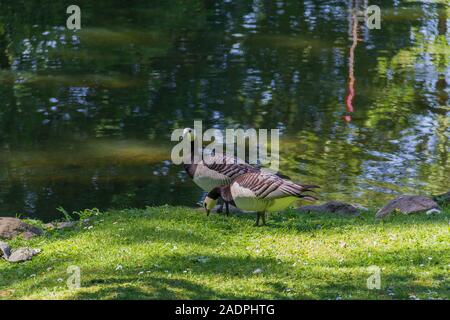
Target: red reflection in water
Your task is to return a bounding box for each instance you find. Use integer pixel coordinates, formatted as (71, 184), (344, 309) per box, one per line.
(345, 3), (360, 122)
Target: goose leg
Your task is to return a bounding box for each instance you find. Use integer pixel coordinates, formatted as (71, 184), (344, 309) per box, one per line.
(254, 212), (263, 227)
(225, 202), (230, 216)
(261, 212), (266, 226)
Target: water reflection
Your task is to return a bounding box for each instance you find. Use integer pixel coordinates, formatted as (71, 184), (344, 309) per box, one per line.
(344, 0), (361, 122)
(0, 0), (448, 221)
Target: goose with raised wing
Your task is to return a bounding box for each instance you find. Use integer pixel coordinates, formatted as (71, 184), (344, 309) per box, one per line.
(203, 171), (319, 226)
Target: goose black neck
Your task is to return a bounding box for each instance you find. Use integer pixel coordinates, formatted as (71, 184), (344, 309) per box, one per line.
(184, 141), (198, 168)
(183, 140), (197, 173)
(207, 187), (221, 200)
(190, 140), (195, 163)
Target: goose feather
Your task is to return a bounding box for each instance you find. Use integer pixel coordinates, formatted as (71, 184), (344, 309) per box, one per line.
(229, 172), (319, 212)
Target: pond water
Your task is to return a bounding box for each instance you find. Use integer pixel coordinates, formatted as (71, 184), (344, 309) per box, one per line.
(0, 0), (448, 221)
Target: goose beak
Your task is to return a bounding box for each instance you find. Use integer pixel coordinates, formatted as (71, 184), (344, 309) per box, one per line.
(202, 201), (210, 216)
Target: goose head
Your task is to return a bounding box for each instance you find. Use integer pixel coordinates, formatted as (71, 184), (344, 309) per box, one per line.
(182, 127), (196, 142)
(203, 187), (221, 216)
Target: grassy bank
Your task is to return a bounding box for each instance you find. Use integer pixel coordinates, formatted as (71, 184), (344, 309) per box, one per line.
(0, 206), (449, 300)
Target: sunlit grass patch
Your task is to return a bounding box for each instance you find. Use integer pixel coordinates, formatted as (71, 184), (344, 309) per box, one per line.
(0, 206), (448, 300)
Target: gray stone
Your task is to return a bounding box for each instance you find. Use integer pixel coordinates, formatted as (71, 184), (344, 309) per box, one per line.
(44, 221), (78, 230)
(297, 201), (361, 216)
(351, 203), (369, 211)
(6, 248), (41, 263)
(45, 221), (77, 230)
(56, 221), (77, 229)
(375, 195), (439, 219)
(0, 217), (43, 239)
(23, 231), (39, 240)
(43, 223), (56, 229)
(0, 241), (11, 259)
(426, 208), (441, 215)
(253, 268), (263, 274)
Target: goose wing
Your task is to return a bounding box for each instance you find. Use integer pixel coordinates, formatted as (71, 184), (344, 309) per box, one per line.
(202, 153), (259, 179)
(203, 153), (291, 179)
(234, 172), (319, 200)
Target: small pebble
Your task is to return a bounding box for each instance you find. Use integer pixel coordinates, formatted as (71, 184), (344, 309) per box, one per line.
(253, 268), (263, 274)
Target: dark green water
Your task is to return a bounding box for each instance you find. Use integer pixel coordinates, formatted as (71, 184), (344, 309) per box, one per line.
(0, 0), (448, 221)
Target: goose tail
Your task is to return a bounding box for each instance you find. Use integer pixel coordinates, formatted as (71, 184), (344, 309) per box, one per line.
(279, 182), (320, 199)
(299, 184), (320, 192)
(298, 184), (320, 202)
(298, 194), (318, 202)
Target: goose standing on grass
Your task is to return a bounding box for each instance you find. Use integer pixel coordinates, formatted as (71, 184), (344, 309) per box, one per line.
(181, 128), (260, 215)
(203, 171), (319, 226)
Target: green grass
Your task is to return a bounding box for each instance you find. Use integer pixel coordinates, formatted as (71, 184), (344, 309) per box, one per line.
(0, 206), (449, 300)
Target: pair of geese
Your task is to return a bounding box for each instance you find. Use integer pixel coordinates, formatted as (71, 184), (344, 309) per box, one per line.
(182, 128), (319, 226)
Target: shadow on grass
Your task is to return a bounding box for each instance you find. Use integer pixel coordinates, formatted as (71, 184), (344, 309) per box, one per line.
(2, 247), (448, 299)
(2, 254), (291, 299)
(1, 207), (448, 299)
(72, 276), (219, 299)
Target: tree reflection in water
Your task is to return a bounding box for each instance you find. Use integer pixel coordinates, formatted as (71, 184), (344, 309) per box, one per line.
(0, 1), (448, 220)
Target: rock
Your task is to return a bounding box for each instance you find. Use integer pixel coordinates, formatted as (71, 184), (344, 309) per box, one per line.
(44, 221), (77, 230)
(1, 242), (41, 263)
(56, 221), (77, 229)
(0, 289), (14, 297)
(22, 231), (39, 240)
(0, 217), (43, 240)
(253, 268), (263, 274)
(297, 201), (361, 216)
(351, 203), (369, 211)
(433, 191), (450, 206)
(375, 195), (439, 219)
(6, 248), (41, 263)
(426, 208), (441, 215)
(0, 241), (11, 259)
